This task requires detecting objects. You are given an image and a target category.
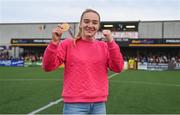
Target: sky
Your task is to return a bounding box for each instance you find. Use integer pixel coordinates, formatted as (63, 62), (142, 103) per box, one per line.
(0, 0), (180, 23)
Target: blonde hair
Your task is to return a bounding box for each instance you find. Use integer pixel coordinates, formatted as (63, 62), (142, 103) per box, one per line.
(73, 9), (101, 46)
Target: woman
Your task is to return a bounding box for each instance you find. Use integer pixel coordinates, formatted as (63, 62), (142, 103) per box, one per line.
(42, 9), (124, 114)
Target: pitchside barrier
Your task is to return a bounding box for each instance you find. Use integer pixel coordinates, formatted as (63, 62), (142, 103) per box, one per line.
(137, 62), (180, 71)
(0, 60), (65, 67)
(126, 59), (180, 71)
(0, 59), (24, 67)
(0, 59), (179, 71)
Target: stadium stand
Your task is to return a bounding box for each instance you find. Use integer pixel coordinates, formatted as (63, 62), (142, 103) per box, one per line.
(0, 21), (180, 70)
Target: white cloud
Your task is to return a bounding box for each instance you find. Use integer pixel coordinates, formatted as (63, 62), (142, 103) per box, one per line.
(0, 0), (180, 23)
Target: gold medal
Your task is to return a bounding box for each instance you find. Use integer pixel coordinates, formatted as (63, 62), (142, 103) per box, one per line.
(61, 23), (70, 32)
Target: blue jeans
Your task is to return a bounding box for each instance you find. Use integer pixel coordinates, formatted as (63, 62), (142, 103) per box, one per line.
(63, 102), (106, 114)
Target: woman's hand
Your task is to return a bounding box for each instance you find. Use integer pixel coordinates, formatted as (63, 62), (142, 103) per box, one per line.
(52, 23), (70, 43)
(102, 30), (113, 42)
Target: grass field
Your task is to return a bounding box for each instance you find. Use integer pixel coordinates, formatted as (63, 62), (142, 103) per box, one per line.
(0, 67), (180, 114)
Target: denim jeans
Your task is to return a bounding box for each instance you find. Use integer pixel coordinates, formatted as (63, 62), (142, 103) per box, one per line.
(63, 102), (106, 114)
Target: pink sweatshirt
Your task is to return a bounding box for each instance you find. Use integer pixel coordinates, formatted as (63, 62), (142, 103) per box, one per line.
(42, 38), (124, 102)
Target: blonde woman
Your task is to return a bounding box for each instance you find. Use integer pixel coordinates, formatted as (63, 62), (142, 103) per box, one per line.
(42, 9), (124, 114)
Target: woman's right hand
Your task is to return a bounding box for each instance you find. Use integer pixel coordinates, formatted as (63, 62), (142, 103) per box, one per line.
(52, 24), (64, 43)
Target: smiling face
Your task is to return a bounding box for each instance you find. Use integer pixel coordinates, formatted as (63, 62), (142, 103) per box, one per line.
(80, 11), (100, 40)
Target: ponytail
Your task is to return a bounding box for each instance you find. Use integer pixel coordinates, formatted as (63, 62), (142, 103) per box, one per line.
(73, 26), (82, 46)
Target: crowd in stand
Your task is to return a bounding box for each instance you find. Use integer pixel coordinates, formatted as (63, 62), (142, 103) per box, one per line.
(0, 50), (11, 60)
(23, 54), (43, 62)
(0, 50), (43, 62)
(124, 55), (180, 64)
(1, 50), (180, 64)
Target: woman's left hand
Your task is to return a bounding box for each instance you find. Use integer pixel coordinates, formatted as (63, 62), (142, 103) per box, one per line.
(102, 30), (113, 42)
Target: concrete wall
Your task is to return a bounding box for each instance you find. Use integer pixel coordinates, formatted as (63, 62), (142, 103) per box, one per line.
(1, 21), (180, 46)
(138, 21), (163, 38)
(0, 23), (76, 46)
(164, 21), (180, 38)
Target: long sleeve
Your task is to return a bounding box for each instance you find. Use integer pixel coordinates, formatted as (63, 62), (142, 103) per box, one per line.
(42, 38), (124, 102)
(42, 39), (69, 72)
(107, 40), (124, 73)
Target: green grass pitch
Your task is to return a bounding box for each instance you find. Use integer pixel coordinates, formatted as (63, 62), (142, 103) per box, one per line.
(0, 67), (180, 114)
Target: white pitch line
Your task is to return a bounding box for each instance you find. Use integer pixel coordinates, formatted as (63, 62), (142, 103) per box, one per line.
(28, 98), (63, 115)
(0, 79), (61, 81)
(108, 73), (119, 79)
(28, 73), (119, 115)
(111, 80), (180, 87)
